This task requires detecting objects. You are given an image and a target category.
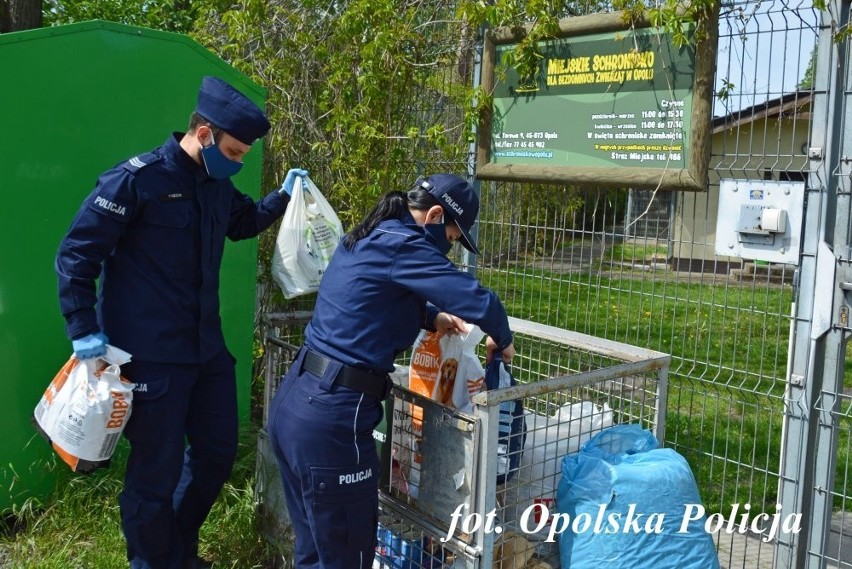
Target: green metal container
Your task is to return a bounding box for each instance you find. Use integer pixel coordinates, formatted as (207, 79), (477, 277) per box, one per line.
(0, 21), (266, 512)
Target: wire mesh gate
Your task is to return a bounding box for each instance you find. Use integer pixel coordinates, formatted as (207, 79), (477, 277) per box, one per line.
(469, 1), (848, 567)
(376, 317), (669, 568)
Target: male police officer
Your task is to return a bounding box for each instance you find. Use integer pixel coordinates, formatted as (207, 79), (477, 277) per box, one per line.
(56, 76), (306, 569)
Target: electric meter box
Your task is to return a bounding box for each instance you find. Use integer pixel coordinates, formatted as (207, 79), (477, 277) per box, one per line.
(714, 179), (805, 264)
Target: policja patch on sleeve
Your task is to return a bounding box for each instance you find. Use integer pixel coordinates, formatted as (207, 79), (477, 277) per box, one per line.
(90, 195), (130, 220)
(84, 152), (159, 222)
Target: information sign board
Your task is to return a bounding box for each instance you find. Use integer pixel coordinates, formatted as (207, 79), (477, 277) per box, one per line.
(477, 12), (717, 191)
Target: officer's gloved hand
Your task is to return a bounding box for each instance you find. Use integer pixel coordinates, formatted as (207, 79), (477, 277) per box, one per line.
(72, 331), (109, 360)
(278, 168), (309, 196)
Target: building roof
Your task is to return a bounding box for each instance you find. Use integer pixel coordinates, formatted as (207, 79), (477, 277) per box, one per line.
(712, 91), (813, 134)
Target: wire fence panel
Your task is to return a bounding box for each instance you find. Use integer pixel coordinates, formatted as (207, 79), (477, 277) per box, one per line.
(256, 313), (311, 567)
(473, 1), (824, 566)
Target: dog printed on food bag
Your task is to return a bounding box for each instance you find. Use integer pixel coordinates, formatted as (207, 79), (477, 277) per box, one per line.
(435, 358), (458, 407)
(409, 324), (486, 413)
(394, 327), (486, 500)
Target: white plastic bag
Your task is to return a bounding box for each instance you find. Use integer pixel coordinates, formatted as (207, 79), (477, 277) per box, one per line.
(33, 345), (134, 473)
(271, 176), (344, 299)
(409, 324), (486, 413)
(502, 401), (613, 541)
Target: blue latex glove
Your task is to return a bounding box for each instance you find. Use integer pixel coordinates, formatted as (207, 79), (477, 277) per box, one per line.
(278, 168), (309, 195)
(72, 331), (109, 360)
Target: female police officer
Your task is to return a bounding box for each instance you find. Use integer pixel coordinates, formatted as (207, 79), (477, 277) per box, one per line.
(268, 173), (515, 568)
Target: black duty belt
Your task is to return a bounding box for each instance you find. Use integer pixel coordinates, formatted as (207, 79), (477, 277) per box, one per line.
(302, 349), (393, 401)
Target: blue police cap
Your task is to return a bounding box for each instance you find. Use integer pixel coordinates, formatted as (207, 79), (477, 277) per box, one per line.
(195, 76), (271, 145)
(416, 173), (481, 255)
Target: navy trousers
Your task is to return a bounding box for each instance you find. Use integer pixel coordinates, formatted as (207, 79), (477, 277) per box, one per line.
(119, 350), (238, 569)
(269, 348), (384, 569)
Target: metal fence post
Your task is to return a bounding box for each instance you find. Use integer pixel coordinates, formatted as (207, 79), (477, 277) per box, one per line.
(775, 2), (850, 566)
(463, 26), (484, 278)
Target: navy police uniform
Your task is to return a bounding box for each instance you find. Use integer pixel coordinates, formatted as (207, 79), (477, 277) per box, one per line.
(56, 77), (280, 569)
(268, 209), (513, 568)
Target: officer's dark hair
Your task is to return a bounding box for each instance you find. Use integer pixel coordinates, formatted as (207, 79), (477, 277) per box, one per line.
(342, 187), (444, 250)
(188, 112), (223, 138)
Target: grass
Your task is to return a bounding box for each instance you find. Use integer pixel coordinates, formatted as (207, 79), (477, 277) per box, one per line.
(606, 242), (670, 263)
(481, 266), (792, 394)
(0, 426), (284, 568)
(477, 264), (807, 518)
(2, 263), (847, 562)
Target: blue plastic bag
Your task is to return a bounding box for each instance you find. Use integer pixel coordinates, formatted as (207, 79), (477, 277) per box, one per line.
(556, 424), (719, 569)
(484, 357), (525, 485)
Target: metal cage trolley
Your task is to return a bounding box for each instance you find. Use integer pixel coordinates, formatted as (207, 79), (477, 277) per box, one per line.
(376, 317), (669, 569)
(258, 315), (670, 569)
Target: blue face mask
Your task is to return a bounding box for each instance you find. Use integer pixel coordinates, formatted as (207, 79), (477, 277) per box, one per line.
(201, 132), (243, 179)
(424, 216), (452, 255)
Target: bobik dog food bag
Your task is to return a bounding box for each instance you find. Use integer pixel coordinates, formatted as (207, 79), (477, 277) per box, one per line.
(33, 345), (134, 473)
(409, 323), (486, 413)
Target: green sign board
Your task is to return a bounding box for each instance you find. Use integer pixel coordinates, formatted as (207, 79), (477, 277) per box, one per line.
(477, 12), (717, 191)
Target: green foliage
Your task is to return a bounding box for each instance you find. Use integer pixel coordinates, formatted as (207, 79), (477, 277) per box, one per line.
(716, 79), (735, 101)
(810, 0), (851, 40)
(193, 0), (473, 227)
(460, 1), (591, 94)
(190, 1), (487, 311)
(42, 0), (217, 31)
(39, 0), (713, 302)
(610, 0), (718, 47)
(0, 429), (278, 568)
(799, 45), (817, 90)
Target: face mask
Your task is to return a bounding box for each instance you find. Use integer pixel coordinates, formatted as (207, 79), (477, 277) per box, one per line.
(200, 132), (243, 179)
(424, 216), (452, 255)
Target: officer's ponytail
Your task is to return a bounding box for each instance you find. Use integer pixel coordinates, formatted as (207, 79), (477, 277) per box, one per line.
(343, 188), (440, 250)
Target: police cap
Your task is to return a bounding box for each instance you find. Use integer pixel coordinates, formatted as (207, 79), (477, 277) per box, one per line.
(195, 76), (271, 145)
(417, 173), (480, 255)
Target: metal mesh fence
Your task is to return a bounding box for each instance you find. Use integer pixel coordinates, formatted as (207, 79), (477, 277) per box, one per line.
(470, 1), (827, 567)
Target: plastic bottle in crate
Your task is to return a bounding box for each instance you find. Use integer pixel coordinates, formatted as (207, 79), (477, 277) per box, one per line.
(497, 401), (513, 476)
(375, 523), (445, 569)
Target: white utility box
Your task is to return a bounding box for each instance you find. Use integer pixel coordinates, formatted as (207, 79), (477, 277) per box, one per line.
(714, 179), (805, 264)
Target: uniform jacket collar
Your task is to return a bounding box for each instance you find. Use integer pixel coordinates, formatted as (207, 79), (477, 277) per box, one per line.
(165, 132), (206, 179)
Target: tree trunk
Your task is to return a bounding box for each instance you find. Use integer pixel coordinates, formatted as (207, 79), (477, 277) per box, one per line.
(1, 0), (42, 33)
(0, 2), (9, 31)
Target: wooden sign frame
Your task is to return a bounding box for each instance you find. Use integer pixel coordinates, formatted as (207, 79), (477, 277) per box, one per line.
(476, 11), (718, 191)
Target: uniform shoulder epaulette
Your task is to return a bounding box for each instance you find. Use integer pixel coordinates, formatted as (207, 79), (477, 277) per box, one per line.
(121, 152), (162, 174)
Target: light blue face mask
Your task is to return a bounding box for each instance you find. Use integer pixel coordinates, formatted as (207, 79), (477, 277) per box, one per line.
(424, 215), (452, 255)
(201, 132), (243, 179)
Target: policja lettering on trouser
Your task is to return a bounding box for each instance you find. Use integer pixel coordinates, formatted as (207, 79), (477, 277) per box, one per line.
(340, 468), (373, 484)
(268, 173), (515, 568)
(269, 347), (384, 569)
